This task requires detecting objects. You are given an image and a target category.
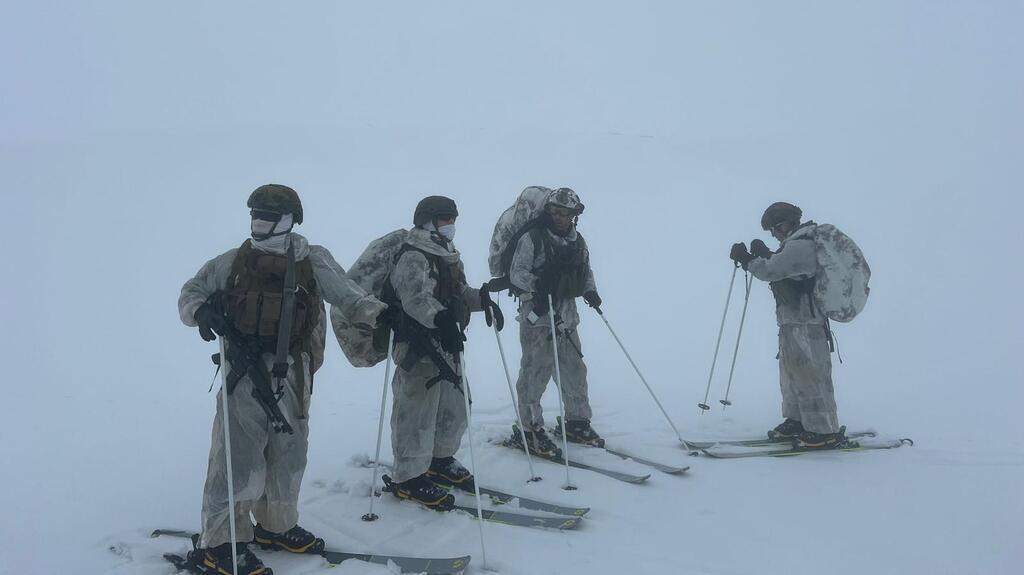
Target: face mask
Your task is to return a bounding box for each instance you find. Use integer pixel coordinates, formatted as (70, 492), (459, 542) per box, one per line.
(436, 224), (456, 241)
(251, 213), (293, 240)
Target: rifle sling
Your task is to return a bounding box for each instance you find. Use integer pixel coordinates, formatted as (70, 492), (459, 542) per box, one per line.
(272, 240), (298, 379)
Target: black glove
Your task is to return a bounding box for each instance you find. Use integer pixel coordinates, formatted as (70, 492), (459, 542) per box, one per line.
(531, 294), (550, 318)
(194, 303), (226, 342)
(434, 308), (465, 354)
(482, 276), (511, 293)
(583, 290), (602, 310)
(750, 239), (772, 259)
(730, 242), (754, 269)
(479, 284), (505, 332)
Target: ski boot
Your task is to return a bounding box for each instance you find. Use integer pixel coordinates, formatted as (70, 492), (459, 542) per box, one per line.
(426, 456), (476, 492)
(554, 417), (605, 448)
(767, 418), (804, 441)
(197, 541), (271, 575)
(509, 424), (562, 459)
(382, 473), (455, 511)
(253, 523), (324, 554)
(794, 427), (848, 450)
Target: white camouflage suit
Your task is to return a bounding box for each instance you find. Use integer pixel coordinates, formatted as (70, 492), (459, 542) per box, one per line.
(510, 226), (597, 429)
(388, 228), (482, 483)
(747, 223), (840, 434)
(178, 233), (386, 548)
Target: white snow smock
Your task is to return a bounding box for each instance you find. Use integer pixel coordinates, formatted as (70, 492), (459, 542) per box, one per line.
(387, 228), (483, 483)
(748, 223), (840, 434)
(510, 225), (597, 429)
(177, 233), (386, 548)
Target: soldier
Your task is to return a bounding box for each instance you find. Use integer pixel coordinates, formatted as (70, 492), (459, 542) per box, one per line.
(507, 188), (603, 455)
(178, 185), (387, 574)
(382, 196), (501, 509)
(730, 202), (846, 449)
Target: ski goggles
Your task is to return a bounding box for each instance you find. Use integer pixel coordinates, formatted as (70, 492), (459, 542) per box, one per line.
(250, 208), (284, 222)
(546, 206), (576, 218)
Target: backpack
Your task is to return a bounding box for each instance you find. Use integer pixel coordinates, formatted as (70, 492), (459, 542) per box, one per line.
(330, 229), (409, 367)
(811, 224), (871, 322)
(488, 186), (554, 280)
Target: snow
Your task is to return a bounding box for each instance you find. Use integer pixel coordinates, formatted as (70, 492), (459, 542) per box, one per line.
(3, 1), (1023, 574)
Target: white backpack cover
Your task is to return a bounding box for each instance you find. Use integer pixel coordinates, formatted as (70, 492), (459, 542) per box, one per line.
(330, 229), (409, 367)
(488, 186), (553, 278)
(812, 224), (871, 323)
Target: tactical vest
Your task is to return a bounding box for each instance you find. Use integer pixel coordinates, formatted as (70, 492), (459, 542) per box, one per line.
(769, 228), (818, 317)
(224, 240), (322, 354)
(533, 228), (589, 302)
(770, 275), (816, 311)
(382, 244), (468, 384)
(384, 244), (468, 327)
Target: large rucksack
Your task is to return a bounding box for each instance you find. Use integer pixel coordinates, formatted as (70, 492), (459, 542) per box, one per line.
(330, 229), (409, 367)
(487, 186), (553, 282)
(811, 224), (871, 322)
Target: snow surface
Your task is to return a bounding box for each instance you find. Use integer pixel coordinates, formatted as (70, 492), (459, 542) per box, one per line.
(3, 2), (1022, 574)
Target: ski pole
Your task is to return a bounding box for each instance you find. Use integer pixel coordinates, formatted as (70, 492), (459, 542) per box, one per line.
(218, 338), (240, 575)
(547, 294), (577, 491)
(493, 322), (541, 482)
(699, 265), (738, 414)
(720, 273), (753, 409)
(594, 307), (695, 452)
(362, 333), (394, 522)
(457, 354), (489, 569)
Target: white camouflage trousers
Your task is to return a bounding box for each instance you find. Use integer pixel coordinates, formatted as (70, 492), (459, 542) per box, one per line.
(778, 324), (839, 434)
(389, 345), (468, 483)
(515, 320), (592, 429)
(200, 352), (310, 548)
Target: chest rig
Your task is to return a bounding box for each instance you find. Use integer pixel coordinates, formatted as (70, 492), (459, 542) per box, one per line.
(533, 228), (589, 303)
(224, 240), (321, 354)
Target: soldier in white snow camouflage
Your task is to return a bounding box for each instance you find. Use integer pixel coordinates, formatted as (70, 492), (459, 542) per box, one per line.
(178, 185), (387, 575)
(507, 188), (604, 455)
(730, 202), (846, 449)
(381, 196), (502, 510)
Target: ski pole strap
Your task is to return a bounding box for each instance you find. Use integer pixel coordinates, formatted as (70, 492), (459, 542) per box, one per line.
(825, 319), (843, 364)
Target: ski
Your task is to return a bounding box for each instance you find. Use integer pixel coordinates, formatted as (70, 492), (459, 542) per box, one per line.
(362, 459), (590, 517)
(378, 476), (583, 530)
(163, 553), (218, 575)
(152, 529), (470, 575)
(602, 445), (691, 474)
(700, 437), (913, 459)
(683, 429), (877, 449)
(547, 426), (691, 475)
(498, 439), (652, 484)
(469, 485), (590, 517)
(451, 505), (582, 530)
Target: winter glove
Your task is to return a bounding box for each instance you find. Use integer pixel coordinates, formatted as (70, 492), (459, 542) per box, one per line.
(482, 276), (511, 293)
(583, 290), (602, 310)
(730, 242), (754, 270)
(750, 239), (772, 260)
(479, 284), (505, 332)
(194, 303), (227, 342)
(434, 308), (466, 354)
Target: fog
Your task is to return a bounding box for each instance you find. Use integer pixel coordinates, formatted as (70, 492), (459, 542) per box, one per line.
(2, 2), (1021, 574)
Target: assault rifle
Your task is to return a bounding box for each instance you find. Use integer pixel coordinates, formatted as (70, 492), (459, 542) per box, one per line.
(209, 297), (294, 434)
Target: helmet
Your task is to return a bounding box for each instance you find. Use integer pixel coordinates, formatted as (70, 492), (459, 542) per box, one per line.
(413, 196), (459, 227)
(546, 187), (584, 215)
(247, 184), (303, 224)
(760, 202), (802, 231)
